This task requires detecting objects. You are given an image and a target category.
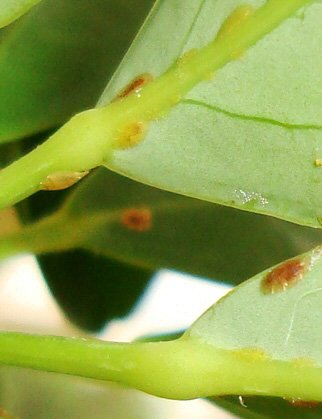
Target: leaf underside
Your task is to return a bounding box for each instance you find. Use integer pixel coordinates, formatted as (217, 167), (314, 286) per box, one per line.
(187, 246), (322, 365)
(66, 168), (322, 283)
(185, 247), (322, 397)
(99, 0), (322, 227)
(4, 168), (322, 287)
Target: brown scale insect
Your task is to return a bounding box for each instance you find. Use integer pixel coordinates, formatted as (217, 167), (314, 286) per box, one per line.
(261, 258), (306, 295)
(121, 208), (152, 232)
(40, 171), (89, 191)
(115, 73), (153, 101)
(116, 121), (147, 149)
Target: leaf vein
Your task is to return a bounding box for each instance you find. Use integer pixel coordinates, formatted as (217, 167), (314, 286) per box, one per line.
(181, 98), (322, 131)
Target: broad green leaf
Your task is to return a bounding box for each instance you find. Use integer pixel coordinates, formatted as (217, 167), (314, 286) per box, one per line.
(1, 169), (322, 284)
(37, 250), (152, 331)
(180, 246), (322, 400)
(97, 0), (322, 227)
(0, 0), (313, 218)
(3, 247), (322, 401)
(0, 0), (153, 143)
(0, 0), (42, 28)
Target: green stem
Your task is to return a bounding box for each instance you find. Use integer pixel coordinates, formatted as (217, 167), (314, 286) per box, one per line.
(0, 0), (312, 209)
(1, 331), (322, 401)
(0, 211), (115, 260)
(0, 199), (195, 261)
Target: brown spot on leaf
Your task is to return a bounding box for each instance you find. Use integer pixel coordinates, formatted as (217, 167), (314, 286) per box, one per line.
(41, 171), (89, 191)
(261, 258), (306, 295)
(121, 208), (152, 232)
(115, 73), (153, 100)
(288, 399), (319, 408)
(116, 121), (147, 149)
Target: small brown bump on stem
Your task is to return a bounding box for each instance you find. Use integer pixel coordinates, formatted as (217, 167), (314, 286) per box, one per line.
(217, 5), (255, 40)
(116, 121), (147, 149)
(40, 171), (89, 191)
(121, 208), (152, 232)
(287, 399), (319, 408)
(315, 159), (322, 167)
(115, 73), (153, 100)
(261, 258), (306, 295)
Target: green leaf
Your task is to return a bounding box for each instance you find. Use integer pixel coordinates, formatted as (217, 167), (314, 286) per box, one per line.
(0, 0), (313, 218)
(213, 396), (322, 419)
(37, 250), (152, 331)
(1, 169), (322, 284)
(97, 0), (322, 227)
(0, 0), (42, 28)
(0, 0), (153, 143)
(180, 246), (322, 399)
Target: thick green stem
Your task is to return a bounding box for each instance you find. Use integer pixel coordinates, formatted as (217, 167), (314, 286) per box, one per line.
(1, 332), (322, 401)
(0, 0), (312, 209)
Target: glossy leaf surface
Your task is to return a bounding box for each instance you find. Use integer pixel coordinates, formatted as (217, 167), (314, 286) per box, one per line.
(99, 0), (322, 227)
(0, 0), (153, 143)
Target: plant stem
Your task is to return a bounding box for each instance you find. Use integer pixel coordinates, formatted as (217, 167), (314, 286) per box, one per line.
(1, 331), (322, 401)
(0, 211), (115, 260)
(0, 0), (312, 209)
